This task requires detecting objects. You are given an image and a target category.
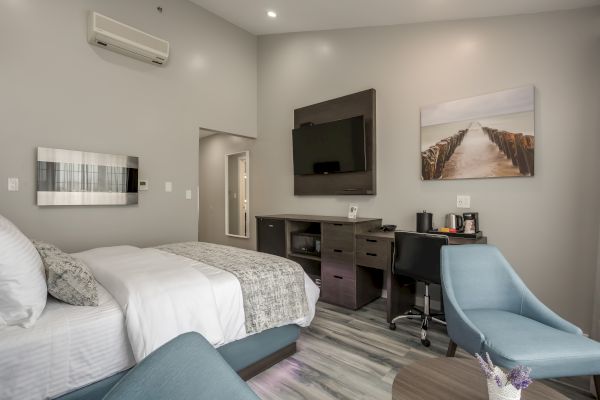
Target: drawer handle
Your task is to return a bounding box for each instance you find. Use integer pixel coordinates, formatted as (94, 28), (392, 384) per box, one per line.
(366, 252), (377, 257)
(333, 249), (342, 253)
(366, 239), (378, 243)
(268, 224), (274, 228)
(333, 275), (344, 280)
(333, 223), (343, 226)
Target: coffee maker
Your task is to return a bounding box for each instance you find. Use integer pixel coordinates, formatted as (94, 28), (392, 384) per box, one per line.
(463, 212), (480, 234)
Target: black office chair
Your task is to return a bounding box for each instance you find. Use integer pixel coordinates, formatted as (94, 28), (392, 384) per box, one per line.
(389, 231), (449, 347)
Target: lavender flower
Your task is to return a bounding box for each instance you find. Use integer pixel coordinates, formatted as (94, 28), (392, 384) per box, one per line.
(476, 353), (494, 379)
(507, 365), (533, 390)
(494, 375), (503, 388)
(476, 352), (533, 390)
(485, 353), (494, 371)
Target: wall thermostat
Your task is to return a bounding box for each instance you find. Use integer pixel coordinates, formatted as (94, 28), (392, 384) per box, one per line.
(139, 180), (149, 191)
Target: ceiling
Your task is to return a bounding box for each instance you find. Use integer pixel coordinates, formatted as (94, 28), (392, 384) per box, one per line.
(189, 0), (600, 35)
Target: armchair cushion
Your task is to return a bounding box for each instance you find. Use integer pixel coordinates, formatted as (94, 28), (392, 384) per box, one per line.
(467, 309), (600, 379)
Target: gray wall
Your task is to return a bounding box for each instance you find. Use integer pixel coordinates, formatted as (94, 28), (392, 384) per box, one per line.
(199, 134), (256, 250)
(0, 0), (257, 252)
(199, 8), (600, 331)
(595, 232), (600, 340)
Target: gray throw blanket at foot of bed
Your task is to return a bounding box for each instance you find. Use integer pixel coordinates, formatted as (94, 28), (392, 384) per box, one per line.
(156, 242), (309, 334)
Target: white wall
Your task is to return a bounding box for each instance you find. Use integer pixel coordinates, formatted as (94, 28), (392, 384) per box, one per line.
(199, 7), (600, 331)
(0, 0), (257, 252)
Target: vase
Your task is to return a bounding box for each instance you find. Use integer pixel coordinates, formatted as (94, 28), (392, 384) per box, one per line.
(486, 379), (522, 400)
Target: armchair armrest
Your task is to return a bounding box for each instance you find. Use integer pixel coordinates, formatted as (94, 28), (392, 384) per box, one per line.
(441, 261), (486, 356)
(102, 332), (260, 400)
(521, 290), (582, 335)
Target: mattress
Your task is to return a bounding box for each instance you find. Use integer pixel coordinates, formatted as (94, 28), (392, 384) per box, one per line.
(74, 246), (319, 355)
(0, 285), (135, 400)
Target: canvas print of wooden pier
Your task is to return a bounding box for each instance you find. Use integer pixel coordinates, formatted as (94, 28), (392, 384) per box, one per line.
(421, 86), (535, 180)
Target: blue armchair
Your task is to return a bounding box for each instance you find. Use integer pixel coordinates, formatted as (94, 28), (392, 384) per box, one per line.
(102, 332), (260, 400)
(441, 245), (600, 398)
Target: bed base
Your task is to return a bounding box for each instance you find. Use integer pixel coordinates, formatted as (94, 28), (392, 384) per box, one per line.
(238, 342), (297, 380)
(54, 325), (300, 400)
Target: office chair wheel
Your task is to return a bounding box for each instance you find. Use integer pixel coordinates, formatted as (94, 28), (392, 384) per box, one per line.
(389, 323), (396, 330)
(421, 338), (431, 347)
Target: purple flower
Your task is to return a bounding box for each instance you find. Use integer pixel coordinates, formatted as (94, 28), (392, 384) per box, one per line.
(495, 375), (503, 388)
(507, 365), (533, 390)
(476, 353), (494, 379)
(476, 353), (533, 390)
(485, 353), (495, 370)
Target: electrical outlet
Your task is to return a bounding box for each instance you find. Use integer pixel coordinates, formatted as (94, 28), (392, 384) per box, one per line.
(7, 178), (19, 192)
(185, 190), (192, 200)
(457, 195), (471, 209)
(165, 182), (172, 192)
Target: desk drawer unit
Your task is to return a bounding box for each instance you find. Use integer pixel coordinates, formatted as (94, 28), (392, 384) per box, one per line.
(321, 246), (355, 308)
(356, 237), (390, 270)
(321, 267), (356, 308)
(322, 247), (354, 267)
(322, 222), (355, 252)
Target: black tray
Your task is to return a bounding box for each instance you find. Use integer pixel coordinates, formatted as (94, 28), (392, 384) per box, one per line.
(427, 230), (482, 239)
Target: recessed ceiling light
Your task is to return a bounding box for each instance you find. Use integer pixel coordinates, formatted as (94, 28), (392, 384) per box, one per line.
(267, 10), (277, 18)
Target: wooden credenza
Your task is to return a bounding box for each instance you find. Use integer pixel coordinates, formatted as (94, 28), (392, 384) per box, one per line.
(256, 214), (382, 310)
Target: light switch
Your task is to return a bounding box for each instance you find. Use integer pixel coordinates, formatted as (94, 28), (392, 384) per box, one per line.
(165, 182), (172, 192)
(457, 195), (471, 209)
(8, 178), (19, 192)
(139, 180), (149, 191)
(185, 190), (192, 200)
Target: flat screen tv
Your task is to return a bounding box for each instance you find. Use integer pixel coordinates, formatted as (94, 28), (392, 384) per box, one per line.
(292, 115), (366, 176)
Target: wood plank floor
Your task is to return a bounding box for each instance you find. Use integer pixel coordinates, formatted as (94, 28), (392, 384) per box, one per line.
(248, 299), (596, 400)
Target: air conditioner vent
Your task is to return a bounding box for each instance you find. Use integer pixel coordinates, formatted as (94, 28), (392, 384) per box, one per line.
(87, 12), (170, 66)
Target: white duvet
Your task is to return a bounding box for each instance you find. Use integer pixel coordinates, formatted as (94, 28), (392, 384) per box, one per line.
(75, 245), (320, 362)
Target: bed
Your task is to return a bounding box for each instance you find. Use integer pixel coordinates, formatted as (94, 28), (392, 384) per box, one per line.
(0, 243), (320, 400)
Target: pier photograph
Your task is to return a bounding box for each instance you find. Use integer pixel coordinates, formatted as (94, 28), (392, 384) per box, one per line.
(420, 85), (535, 180)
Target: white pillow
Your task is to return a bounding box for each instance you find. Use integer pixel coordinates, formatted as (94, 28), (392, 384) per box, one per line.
(0, 214), (47, 328)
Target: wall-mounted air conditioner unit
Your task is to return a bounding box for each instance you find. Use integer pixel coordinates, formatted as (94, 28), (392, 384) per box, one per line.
(87, 12), (170, 65)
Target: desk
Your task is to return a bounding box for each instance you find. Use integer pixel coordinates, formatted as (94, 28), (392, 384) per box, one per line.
(355, 231), (487, 323)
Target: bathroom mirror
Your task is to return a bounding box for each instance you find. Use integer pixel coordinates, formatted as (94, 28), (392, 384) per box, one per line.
(225, 151), (249, 238)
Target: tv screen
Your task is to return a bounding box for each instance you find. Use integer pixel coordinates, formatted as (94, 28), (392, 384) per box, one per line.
(292, 116), (366, 176)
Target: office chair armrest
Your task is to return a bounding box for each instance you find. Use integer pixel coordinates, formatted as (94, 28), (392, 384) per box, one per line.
(521, 290), (582, 335)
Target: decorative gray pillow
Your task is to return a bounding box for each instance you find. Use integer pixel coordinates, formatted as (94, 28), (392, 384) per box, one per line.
(32, 241), (99, 306)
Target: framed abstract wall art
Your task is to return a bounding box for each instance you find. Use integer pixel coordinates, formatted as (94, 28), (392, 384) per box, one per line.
(37, 147), (139, 206)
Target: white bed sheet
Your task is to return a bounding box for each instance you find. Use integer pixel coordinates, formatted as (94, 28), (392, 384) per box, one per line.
(0, 285), (135, 400)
